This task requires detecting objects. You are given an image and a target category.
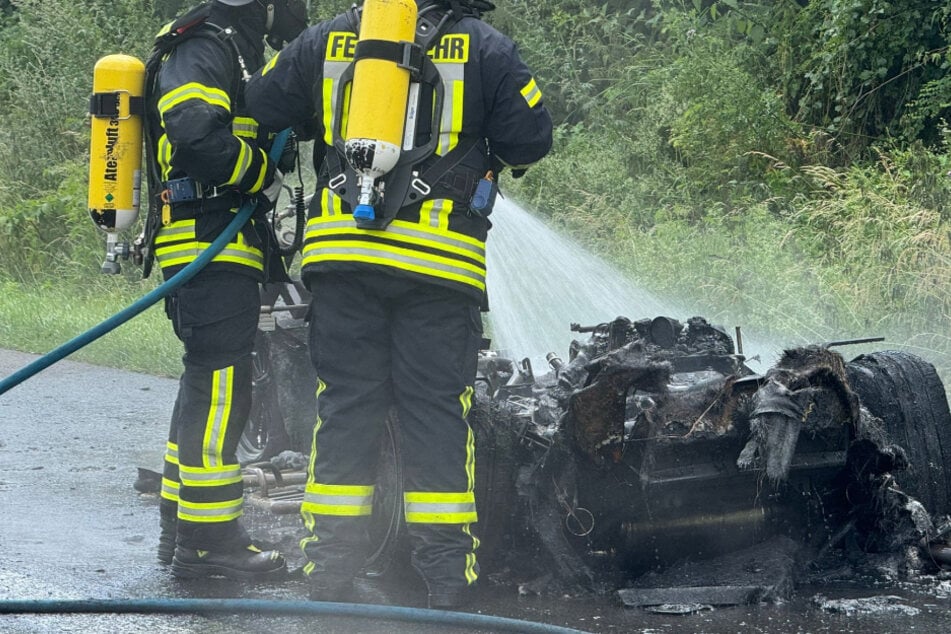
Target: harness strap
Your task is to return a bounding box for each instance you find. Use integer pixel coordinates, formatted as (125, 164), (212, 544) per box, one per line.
(89, 92), (145, 118)
(354, 39), (424, 75)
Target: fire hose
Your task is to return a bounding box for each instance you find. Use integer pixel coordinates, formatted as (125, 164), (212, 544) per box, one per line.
(0, 598), (591, 633)
(0, 129), (291, 397)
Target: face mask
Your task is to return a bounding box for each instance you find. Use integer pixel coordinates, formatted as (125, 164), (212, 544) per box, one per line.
(265, 0), (308, 50)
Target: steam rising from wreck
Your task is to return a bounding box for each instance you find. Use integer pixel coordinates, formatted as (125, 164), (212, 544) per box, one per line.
(485, 198), (783, 370)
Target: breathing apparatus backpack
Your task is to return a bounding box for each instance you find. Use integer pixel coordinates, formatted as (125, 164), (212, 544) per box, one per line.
(324, 0), (497, 230)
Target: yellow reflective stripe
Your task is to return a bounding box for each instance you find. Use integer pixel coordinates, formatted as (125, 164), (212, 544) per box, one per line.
(158, 134), (174, 180)
(155, 241), (265, 270)
(302, 378), (328, 536)
(302, 482), (374, 516)
(448, 79), (464, 153)
(232, 116), (258, 139)
(160, 478), (180, 502)
(158, 82), (231, 117)
(459, 385), (473, 420)
(155, 218), (264, 271)
(463, 520), (480, 583)
(465, 423), (476, 494)
(302, 239), (485, 290)
(164, 441), (179, 464)
(261, 52), (280, 76)
(250, 148), (268, 192)
(201, 366), (232, 468)
(321, 188), (343, 217)
(179, 463), (242, 487)
(404, 491), (477, 524)
(322, 78), (335, 146)
(423, 199), (454, 230)
(306, 377), (327, 484)
(224, 139), (252, 187)
(520, 77), (542, 108)
(155, 222), (194, 244)
(308, 216), (486, 260)
(177, 498), (243, 523)
(463, 522), (481, 553)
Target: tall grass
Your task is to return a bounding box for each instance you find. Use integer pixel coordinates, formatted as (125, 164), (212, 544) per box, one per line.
(3, 0), (951, 392)
(0, 277), (181, 378)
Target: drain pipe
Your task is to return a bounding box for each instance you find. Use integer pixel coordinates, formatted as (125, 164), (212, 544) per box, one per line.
(0, 129), (291, 397)
(0, 598), (591, 634)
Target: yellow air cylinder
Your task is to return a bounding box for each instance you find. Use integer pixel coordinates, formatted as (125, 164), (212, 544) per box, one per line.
(344, 0), (417, 182)
(88, 53), (145, 233)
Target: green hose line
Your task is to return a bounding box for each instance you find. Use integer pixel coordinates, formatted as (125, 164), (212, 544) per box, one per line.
(0, 129), (291, 397)
(0, 598), (591, 633)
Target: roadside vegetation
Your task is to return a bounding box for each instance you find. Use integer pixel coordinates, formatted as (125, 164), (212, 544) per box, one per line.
(1, 0), (951, 381)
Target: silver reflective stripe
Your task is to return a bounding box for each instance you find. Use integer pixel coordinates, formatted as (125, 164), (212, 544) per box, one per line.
(161, 479), (180, 498)
(309, 218), (485, 260)
(179, 465), (241, 484)
(434, 61), (464, 155)
(302, 491), (374, 508)
(203, 367), (231, 468)
(227, 141), (253, 186)
(305, 244), (485, 284)
(155, 224), (194, 242)
(232, 117), (259, 138)
(428, 199), (449, 228)
(178, 499), (243, 518)
(155, 243), (265, 269)
(404, 501), (477, 515)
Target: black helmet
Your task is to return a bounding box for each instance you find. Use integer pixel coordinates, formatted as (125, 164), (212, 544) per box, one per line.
(215, 1), (307, 49)
(262, 0), (308, 50)
(420, 1), (495, 17)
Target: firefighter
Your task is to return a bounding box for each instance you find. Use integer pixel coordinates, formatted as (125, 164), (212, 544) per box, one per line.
(146, 0), (307, 581)
(244, 0), (553, 606)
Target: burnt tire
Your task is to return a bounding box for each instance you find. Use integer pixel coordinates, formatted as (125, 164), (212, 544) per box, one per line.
(362, 410), (406, 578)
(237, 329), (294, 465)
(846, 350), (951, 517)
(360, 402), (515, 578)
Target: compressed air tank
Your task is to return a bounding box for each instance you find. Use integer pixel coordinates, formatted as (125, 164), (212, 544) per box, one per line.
(88, 54), (145, 233)
(344, 0), (417, 219)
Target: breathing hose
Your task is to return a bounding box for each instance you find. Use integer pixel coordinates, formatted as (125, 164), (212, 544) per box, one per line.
(0, 598), (590, 633)
(0, 129), (292, 397)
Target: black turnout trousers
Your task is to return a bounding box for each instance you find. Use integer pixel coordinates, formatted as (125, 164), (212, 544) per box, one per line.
(302, 271), (483, 592)
(160, 270), (260, 550)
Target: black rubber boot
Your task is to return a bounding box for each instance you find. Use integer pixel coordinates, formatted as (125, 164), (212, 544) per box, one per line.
(171, 544), (287, 581)
(158, 512), (177, 565)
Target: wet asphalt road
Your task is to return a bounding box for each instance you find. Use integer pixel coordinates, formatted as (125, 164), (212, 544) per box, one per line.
(2, 349), (951, 633)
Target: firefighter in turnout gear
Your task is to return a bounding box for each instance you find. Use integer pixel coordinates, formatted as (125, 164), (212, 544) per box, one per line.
(145, 0), (307, 580)
(244, 0), (553, 606)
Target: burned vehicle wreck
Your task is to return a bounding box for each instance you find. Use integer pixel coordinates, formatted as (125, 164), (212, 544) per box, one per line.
(238, 309), (951, 605)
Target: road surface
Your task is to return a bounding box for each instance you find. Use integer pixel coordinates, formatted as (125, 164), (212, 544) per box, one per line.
(1, 349), (950, 633)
